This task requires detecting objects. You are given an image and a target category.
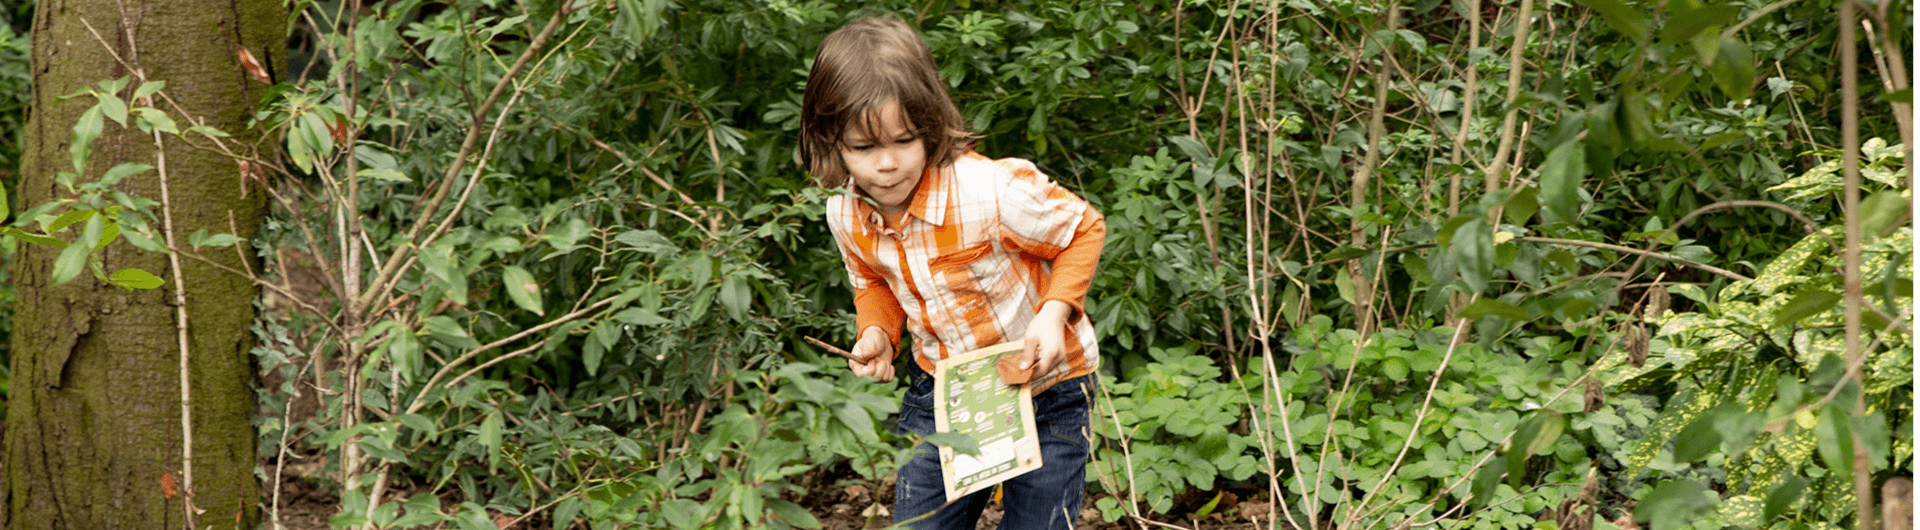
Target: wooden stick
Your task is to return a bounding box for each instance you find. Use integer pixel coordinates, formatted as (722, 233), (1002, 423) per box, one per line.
(803, 336), (860, 361)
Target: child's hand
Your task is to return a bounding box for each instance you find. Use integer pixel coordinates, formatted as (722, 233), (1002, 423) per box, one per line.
(1015, 301), (1073, 392)
(848, 326), (896, 383)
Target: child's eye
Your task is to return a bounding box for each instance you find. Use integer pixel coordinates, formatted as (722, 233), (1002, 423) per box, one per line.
(894, 137), (916, 145)
(847, 144), (874, 151)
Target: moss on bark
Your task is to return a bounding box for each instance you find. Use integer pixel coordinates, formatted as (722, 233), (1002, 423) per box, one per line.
(4, 0), (283, 528)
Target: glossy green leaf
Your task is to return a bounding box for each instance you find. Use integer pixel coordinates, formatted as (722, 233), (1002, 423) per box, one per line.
(501, 266), (544, 316)
(108, 268), (164, 290)
(1540, 142), (1587, 224)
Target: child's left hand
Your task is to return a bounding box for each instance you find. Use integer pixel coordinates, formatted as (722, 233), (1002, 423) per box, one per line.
(1014, 300), (1073, 394)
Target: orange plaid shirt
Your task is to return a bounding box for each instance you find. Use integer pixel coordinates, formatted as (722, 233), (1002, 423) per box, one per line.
(826, 151), (1107, 389)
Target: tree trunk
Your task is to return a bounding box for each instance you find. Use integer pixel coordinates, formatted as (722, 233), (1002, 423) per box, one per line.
(4, 0), (281, 528)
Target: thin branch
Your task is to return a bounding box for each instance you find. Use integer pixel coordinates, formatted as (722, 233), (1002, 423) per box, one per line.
(1518, 236), (1753, 281)
(357, 0), (583, 316)
(404, 293), (621, 415)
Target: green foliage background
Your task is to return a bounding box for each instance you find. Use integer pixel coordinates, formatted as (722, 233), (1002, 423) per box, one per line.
(0, 0), (1910, 528)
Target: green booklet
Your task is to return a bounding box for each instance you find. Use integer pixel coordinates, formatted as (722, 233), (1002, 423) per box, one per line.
(933, 342), (1043, 500)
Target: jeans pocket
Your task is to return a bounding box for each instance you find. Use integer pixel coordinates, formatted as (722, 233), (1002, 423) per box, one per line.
(1038, 377), (1093, 445)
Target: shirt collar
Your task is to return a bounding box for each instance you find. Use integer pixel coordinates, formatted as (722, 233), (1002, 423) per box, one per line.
(855, 164), (949, 232)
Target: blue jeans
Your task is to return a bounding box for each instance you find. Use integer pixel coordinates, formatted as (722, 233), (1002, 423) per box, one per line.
(894, 362), (1093, 530)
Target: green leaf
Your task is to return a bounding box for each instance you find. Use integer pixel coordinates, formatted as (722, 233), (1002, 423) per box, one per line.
(1672, 406), (1723, 463)
(1451, 219), (1494, 295)
(501, 266), (544, 316)
(767, 499), (821, 529)
(1504, 187), (1540, 226)
(719, 275), (751, 322)
(924, 431), (982, 456)
(1814, 404), (1853, 479)
(94, 92), (128, 127)
(49, 209), (96, 232)
(1709, 38), (1755, 101)
(70, 106), (104, 172)
(1860, 190), (1908, 241)
(1772, 289), (1841, 327)
(1459, 299), (1529, 321)
(834, 402), (877, 443)
(133, 108), (177, 134)
(357, 168), (411, 183)
(661, 499), (704, 528)
(1575, 0), (1650, 42)
(550, 497), (581, 530)
(52, 242), (90, 285)
(1635, 480), (1719, 530)
(133, 80), (165, 100)
(1762, 476), (1808, 522)
(108, 268), (164, 290)
(1659, 4), (1739, 48)
(2, 227), (71, 248)
(1470, 457), (1506, 508)
(100, 163), (154, 188)
(478, 410), (503, 452)
(1540, 142), (1587, 224)
(185, 125), (230, 138)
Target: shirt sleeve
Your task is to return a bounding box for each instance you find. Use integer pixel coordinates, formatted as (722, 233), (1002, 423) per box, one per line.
(994, 159), (1108, 321)
(826, 197), (906, 348)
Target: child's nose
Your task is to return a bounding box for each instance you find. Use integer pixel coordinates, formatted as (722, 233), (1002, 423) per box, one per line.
(875, 150), (897, 171)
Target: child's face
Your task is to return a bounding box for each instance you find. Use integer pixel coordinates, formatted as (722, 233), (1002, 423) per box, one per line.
(840, 99), (926, 216)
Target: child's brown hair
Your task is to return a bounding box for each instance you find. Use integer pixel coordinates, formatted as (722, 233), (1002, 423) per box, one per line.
(799, 17), (974, 189)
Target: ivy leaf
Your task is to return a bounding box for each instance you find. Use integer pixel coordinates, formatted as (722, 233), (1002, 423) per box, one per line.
(1771, 289), (1840, 327)
(501, 266), (544, 316)
(1450, 219), (1494, 295)
(1540, 142), (1588, 224)
(1635, 480), (1719, 530)
(1469, 457), (1506, 508)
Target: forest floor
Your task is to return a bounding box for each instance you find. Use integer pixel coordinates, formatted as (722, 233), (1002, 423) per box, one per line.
(265, 462), (1270, 529)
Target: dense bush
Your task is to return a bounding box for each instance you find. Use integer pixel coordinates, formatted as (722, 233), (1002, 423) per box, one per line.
(0, 0), (1907, 528)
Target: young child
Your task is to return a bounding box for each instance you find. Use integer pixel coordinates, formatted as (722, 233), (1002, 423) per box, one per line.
(798, 16), (1108, 530)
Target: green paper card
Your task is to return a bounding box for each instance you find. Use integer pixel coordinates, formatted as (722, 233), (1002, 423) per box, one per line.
(933, 342), (1042, 500)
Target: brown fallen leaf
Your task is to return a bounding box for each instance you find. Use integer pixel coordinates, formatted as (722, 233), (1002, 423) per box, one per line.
(237, 47), (271, 84)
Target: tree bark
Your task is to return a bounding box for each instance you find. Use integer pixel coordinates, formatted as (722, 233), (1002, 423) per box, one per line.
(4, 0), (281, 528)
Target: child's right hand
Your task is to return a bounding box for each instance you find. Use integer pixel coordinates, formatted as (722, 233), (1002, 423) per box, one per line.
(848, 326), (896, 382)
